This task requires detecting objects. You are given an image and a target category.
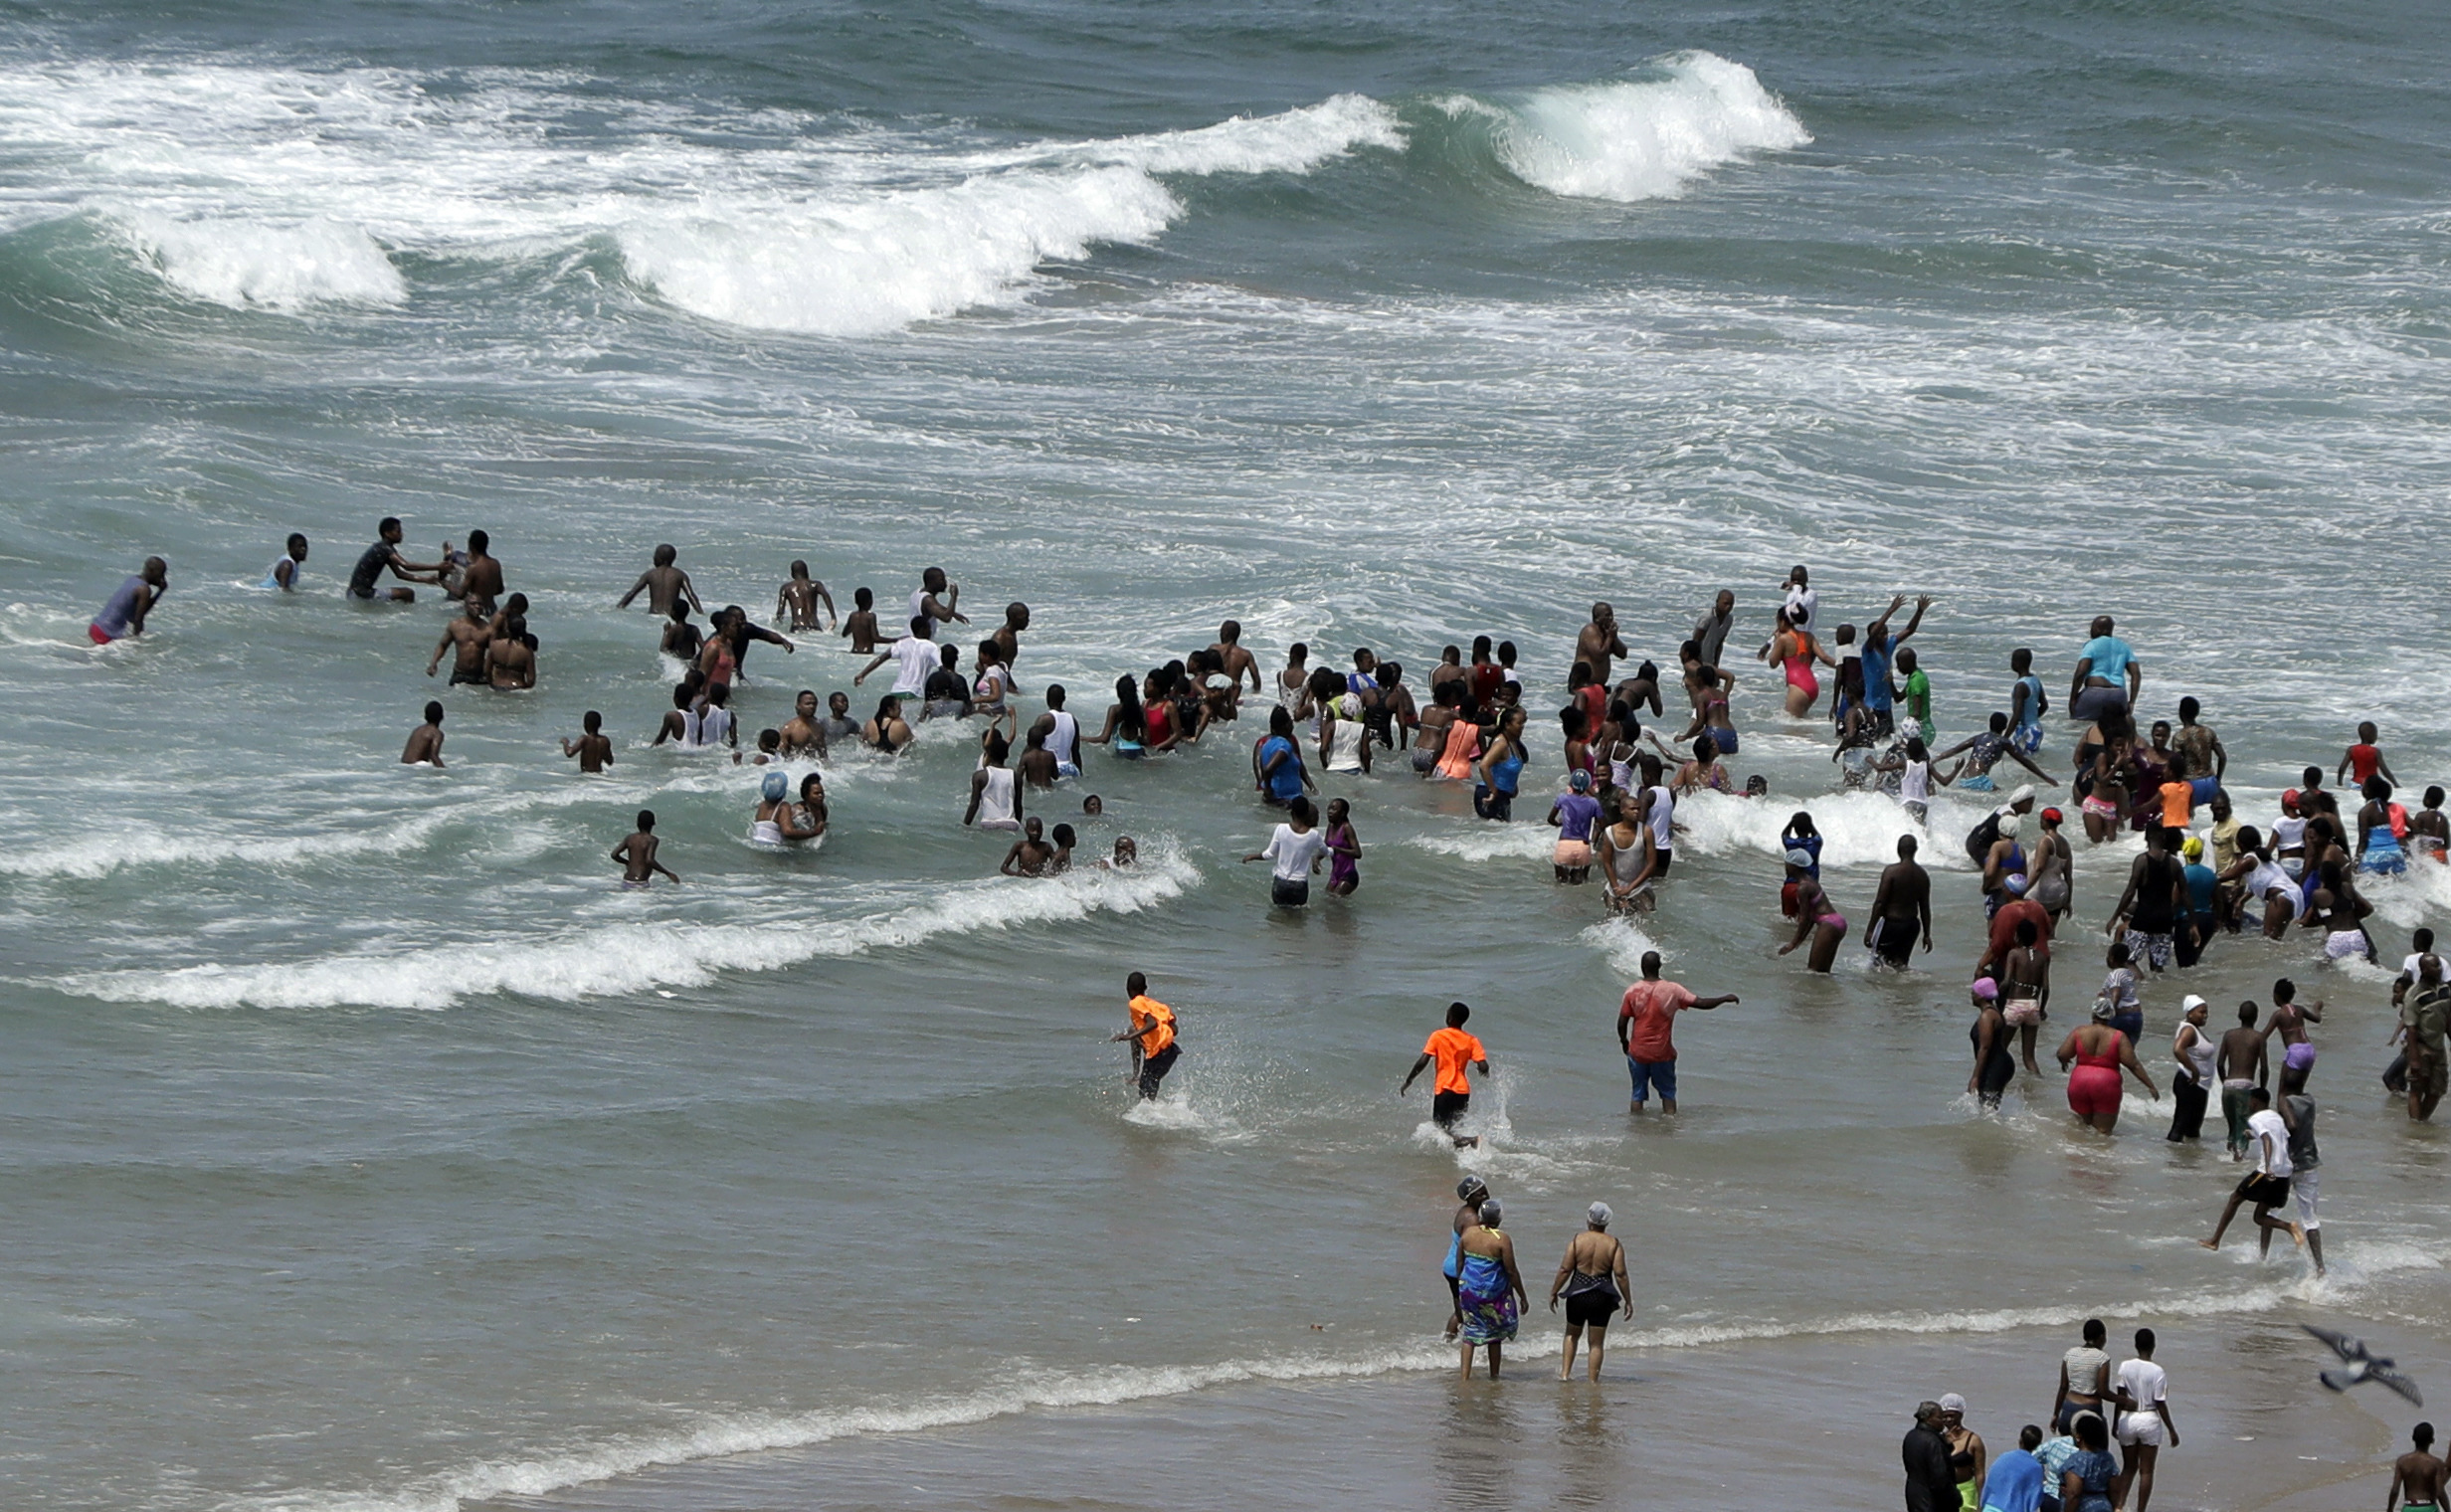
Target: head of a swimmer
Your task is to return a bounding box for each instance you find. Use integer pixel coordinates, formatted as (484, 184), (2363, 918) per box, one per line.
(922, 566), (948, 593)
(1638, 951), (1664, 981)
(423, 700), (444, 725)
(984, 730), (1011, 765)
(1006, 602), (1029, 631)
(1446, 1001), (1471, 1028)
(1126, 970), (1148, 997)
(2090, 615), (2115, 639)
(1023, 817), (1043, 843)
(800, 773), (824, 802)
(1896, 835), (1919, 860)
(653, 544), (676, 567)
(1590, 601), (1612, 626)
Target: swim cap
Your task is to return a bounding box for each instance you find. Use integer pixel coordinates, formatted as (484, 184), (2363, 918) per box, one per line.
(1972, 978), (1999, 1000)
(1998, 813), (2024, 838)
(1571, 769), (1591, 792)
(1476, 1197), (1502, 1226)
(2092, 999), (2117, 1021)
(761, 772), (788, 801)
(2011, 785), (2036, 805)
(2283, 788), (2301, 809)
(2004, 872), (2028, 895)
(2041, 807), (2063, 824)
(2181, 994), (2209, 1015)
(2182, 837), (2204, 858)
(1939, 1393), (1967, 1414)
(1786, 847), (1813, 866)
(1587, 1202), (1612, 1228)
(1456, 1176), (1488, 1202)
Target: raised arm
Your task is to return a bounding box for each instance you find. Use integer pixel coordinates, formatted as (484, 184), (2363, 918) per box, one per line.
(618, 570), (654, 609)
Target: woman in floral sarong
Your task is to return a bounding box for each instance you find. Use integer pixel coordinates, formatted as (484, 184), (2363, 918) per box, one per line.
(1453, 1197), (1525, 1379)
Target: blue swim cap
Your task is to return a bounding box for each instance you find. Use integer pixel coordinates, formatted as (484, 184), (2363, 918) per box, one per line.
(1570, 769), (1591, 792)
(761, 771), (788, 801)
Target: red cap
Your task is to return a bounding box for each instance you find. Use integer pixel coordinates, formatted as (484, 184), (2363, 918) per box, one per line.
(2040, 807), (2063, 824)
(2282, 788), (2301, 810)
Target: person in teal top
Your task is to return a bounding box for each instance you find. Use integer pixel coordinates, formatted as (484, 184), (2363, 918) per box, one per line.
(2070, 615), (2140, 722)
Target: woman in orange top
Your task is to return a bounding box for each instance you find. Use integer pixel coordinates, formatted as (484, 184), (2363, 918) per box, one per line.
(1432, 705), (1481, 782)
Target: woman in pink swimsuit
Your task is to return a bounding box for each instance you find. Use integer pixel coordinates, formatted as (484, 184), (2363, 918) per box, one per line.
(2057, 1002), (2160, 1133)
(1765, 606), (1836, 717)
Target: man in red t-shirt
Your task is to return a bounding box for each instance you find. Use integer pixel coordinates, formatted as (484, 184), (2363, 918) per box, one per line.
(1402, 1001), (1490, 1148)
(1615, 949), (1739, 1114)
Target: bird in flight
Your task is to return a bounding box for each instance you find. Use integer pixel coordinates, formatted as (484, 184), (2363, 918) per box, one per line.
(2304, 1324), (2422, 1406)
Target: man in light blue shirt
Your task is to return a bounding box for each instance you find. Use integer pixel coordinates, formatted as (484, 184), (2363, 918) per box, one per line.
(1859, 593), (1931, 737)
(2070, 615), (2141, 723)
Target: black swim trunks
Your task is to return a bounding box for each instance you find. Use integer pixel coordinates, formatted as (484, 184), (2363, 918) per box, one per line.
(1432, 1090), (1469, 1128)
(1136, 1043), (1180, 1100)
(1871, 917), (1918, 966)
(1564, 1286), (1620, 1328)
(2235, 1172), (2291, 1206)
(1271, 877), (1309, 907)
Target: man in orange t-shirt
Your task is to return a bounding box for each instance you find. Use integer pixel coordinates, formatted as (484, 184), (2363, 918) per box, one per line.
(1402, 1001), (1489, 1148)
(1615, 949), (1739, 1115)
(1108, 971), (1180, 1100)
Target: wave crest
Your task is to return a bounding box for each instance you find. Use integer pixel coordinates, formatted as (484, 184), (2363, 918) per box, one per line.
(1481, 52), (1808, 203)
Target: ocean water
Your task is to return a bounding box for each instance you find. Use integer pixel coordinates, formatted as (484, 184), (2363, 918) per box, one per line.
(4, 1), (2450, 1508)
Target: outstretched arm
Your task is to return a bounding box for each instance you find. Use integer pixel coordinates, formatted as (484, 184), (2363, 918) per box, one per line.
(618, 571), (653, 608)
(1400, 1052), (1432, 1094)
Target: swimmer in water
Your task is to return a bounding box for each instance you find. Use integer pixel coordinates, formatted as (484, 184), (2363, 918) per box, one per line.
(1000, 817), (1056, 876)
(1048, 823), (1076, 871)
(617, 544), (704, 618)
(776, 560), (837, 633)
(838, 587), (879, 654)
(401, 700), (446, 766)
(660, 602), (702, 663)
(561, 710), (613, 773)
(1548, 769), (1603, 884)
(1102, 836), (1137, 869)
(990, 602), (1030, 667)
(347, 517), (441, 603)
(485, 617), (535, 690)
(779, 690), (828, 760)
(89, 556), (168, 645)
(1402, 1001), (1489, 1149)
(1209, 620), (1264, 696)
(862, 695), (914, 755)
(1865, 835), (1935, 967)
(966, 731), (1024, 832)
(1778, 858), (1847, 973)
(612, 810), (679, 885)
(784, 773), (829, 845)
(457, 530), (505, 616)
(262, 534), (308, 592)
(1108, 972), (1179, 1100)
(427, 596), (493, 684)
(750, 771), (793, 846)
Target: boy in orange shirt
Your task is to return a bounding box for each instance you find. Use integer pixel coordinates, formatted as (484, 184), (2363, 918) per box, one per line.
(1109, 972), (1179, 1100)
(1402, 1002), (1489, 1148)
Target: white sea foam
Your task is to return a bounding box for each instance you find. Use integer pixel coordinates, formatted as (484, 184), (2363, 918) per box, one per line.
(1476, 52), (1809, 203)
(1579, 916), (1669, 976)
(59, 850), (1199, 1010)
(1401, 823), (1556, 861)
(0, 60), (1402, 329)
(118, 212), (405, 309)
(1670, 787), (1986, 869)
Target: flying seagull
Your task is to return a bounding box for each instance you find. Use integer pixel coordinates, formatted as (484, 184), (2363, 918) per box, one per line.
(2304, 1324), (2423, 1406)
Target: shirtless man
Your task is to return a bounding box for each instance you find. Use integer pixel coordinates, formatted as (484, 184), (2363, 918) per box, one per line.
(426, 597), (493, 684)
(2263, 978), (2325, 1094)
(660, 602), (703, 662)
(612, 810), (679, 885)
(561, 710), (613, 773)
(838, 588), (880, 654)
(991, 603), (1030, 666)
(401, 701), (446, 766)
(2387, 1422), (2446, 1512)
(1576, 602), (1629, 689)
(999, 817), (1056, 876)
(1374, 663), (1418, 749)
(617, 544), (703, 617)
(776, 560), (837, 632)
(347, 517), (440, 603)
(1211, 621), (1264, 695)
(1018, 726), (1060, 790)
(779, 690), (829, 759)
(2216, 1003), (2269, 1160)
(910, 567), (968, 633)
(1865, 834), (1934, 967)
(485, 618), (536, 689)
(458, 530), (504, 614)
(2172, 696), (2226, 781)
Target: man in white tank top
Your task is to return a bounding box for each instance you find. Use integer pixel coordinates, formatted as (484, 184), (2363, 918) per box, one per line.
(1036, 684), (1082, 777)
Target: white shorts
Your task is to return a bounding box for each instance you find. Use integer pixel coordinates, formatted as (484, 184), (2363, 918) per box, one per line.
(2294, 1167), (2321, 1229)
(2116, 1412), (2166, 1447)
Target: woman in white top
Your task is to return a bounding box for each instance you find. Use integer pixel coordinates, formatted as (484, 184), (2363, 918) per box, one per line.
(750, 771), (792, 846)
(1319, 692), (1372, 775)
(2168, 995), (2216, 1142)
(1882, 735), (1961, 826)
(1241, 795), (1328, 907)
(971, 640), (1021, 741)
(965, 730), (1022, 832)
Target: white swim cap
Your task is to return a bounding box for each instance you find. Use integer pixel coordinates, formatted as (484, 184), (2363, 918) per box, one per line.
(1587, 1202), (1612, 1228)
(1786, 848), (1814, 866)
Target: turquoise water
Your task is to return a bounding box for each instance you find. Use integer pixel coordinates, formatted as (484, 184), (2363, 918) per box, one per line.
(4, 2), (2450, 1508)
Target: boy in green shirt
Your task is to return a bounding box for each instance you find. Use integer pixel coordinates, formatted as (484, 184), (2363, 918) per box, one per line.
(1899, 647), (1935, 744)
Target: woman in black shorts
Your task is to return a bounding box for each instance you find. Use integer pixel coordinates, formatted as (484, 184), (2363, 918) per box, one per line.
(1548, 1202), (1632, 1382)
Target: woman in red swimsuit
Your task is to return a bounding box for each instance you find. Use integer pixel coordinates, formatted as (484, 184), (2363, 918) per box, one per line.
(2056, 1001), (2161, 1134)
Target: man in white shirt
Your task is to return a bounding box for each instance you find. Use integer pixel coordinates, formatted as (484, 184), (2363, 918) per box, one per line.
(2199, 1085), (2305, 1255)
(2111, 1327), (2179, 1512)
(1241, 796), (1328, 907)
(852, 615), (943, 699)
